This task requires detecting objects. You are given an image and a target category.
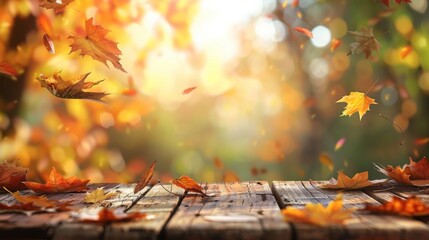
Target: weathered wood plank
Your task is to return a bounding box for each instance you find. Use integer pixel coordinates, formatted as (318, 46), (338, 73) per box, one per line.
(272, 181), (429, 240)
(164, 181), (290, 240)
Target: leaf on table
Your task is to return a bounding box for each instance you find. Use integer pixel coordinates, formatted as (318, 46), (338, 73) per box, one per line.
(282, 193), (355, 226)
(3, 187), (72, 211)
(134, 161), (156, 194)
(348, 27), (381, 59)
(182, 86), (197, 95)
(364, 196), (429, 216)
(293, 26), (313, 38)
(0, 162), (28, 192)
(0, 62), (18, 79)
(336, 91), (377, 121)
(0, 202), (41, 212)
(314, 171), (386, 190)
(24, 167), (90, 193)
(375, 157), (429, 186)
(84, 188), (117, 204)
(36, 71), (108, 102)
(43, 34), (55, 54)
(39, 0), (74, 14)
(172, 175), (208, 196)
(76, 208), (148, 223)
(69, 18), (126, 72)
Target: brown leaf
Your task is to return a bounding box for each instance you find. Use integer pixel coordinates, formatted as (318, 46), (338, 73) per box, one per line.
(36, 71), (108, 102)
(172, 175), (207, 196)
(78, 208), (148, 223)
(0, 162), (27, 192)
(134, 161), (156, 194)
(319, 152), (334, 171)
(364, 196), (429, 216)
(348, 27), (381, 59)
(315, 171), (386, 190)
(39, 0), (74, 14)
(375, 157), (429, 186)
(69, 18), (126, 72)
(24, 167), (90, 193)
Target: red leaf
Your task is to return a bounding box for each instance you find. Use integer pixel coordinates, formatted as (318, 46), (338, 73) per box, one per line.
(24, 167), (89, 193)
(293, 27), (313, 38)
(134, 161), (156, 194)
(172, 176), (207, 196)
(0, 62), (18, 79)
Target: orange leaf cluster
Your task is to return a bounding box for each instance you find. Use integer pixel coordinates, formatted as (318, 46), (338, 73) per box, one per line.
(315, 171), (386, 190)
(78, 208), (147, 223)
(134, 161), (156, 194)
(375, 157), (429, 186)
(0, 162), (27, 192)
(24, 167), (90, 193)
(336, 91), (377, 121)
(364, 196), (429, 216)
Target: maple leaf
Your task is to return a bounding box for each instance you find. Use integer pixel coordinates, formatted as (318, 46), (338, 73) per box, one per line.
(282, 193), (355, 226)
(293, 26), (313, 38)
(0, 62), (18, 79)
(315, 171), (386, 190)
(375, 157), (429, 186)
(172, 175), (208, 196)
(364, 196), (429, 216)
(84, 188), (117, 204)
(39, 0), (74, 14)
(77, 208), (148, 223)
(36, 71), (109, 102)
(134, 161), (156, 194)
(24, 167), (90, 193)
(348, 27), (381, 59)
(69, 18), (126, 72)
(0, 162), (27, 192)
(336, 91), (377, 121)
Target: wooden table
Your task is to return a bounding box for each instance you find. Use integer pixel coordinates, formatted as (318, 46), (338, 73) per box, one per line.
(1, 181), (429, 240)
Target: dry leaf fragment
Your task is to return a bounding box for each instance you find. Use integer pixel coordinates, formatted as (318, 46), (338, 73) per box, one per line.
(43, 34), (55, 54)
(24, 167), (89, 193)
(172, 175), (208, 196)
(336, 91), (377, 121)
(78, 208), (148, 223)
(39, 0), (74, 14)
(36, 71), (108, 102)
(315, 171), (386, 190)
(0, 162), (27, 192)
(84, 188), (117, 204)
(134, 161), (156, 194)
(293, 27), (313, 38)
(364, 196), (429, 216)
(69, 18), (126, 72)
(0, 62), (18, 79)
(348, 27), (381, 59)
(282, 193), (354, 226)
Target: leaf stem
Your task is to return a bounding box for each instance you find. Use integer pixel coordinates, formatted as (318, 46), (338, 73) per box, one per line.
(365, 79), (379, 95)
(378, 113), (405, 145)
(158, 180), (184, 197)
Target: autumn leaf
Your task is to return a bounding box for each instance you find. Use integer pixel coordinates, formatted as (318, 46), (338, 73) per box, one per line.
(183, 86), (197, 95)
(36, 71), (109, 102)
(380, 0), (412, 7)
(336, 91), (377, 121)
(39, 0), (74, 14)
(319, 152), (334, 171)
(69, 18), (126, 72)
(408, 156), (429, 180)
(77, 208), (148, 223)
(24, 167), (90, 193)
(43, 34), (55, 54)
(0, 162), (27, 192)
(348, 27), (381, 59)
(415, 138), (429, 145)
(330, 38), (341, 52)
(364, 196), (429, 216)
(293, 27), (313, 38)
(134, 161), (156, 194)
(84, 188), (117, 204)
(3, 187), (71, 210)
(282, 193), (354, 226)
(0, 62), (18, 79)
(375, 157), (429, 186)
(314, 171), (386, 190)
(334, 138), (346, 151)
(172, 175), (208, 196)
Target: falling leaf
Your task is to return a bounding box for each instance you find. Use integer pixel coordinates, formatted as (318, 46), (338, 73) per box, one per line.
(0, 162), (27, 192)
(69, 18), (126, 72)
(282, 193), (354, 226)
(36, 71), (109, 102)
(77, 208), (148, 223)
(293, 27), (313, 38)
(336, 91), (377, 121)
(292, 0), (300, 7)
(348, 27), (381, 59)
(415, 138), (429, 145)
(0, 202), (41, 212)
(330, 38), (341, 52)
(134, 161), (156, 194)
(172, 175), (208, 196)
(84, 188), (117, 204)
(319, 153), (334, 171)
(334, 138), (346, 151)
(213, 156), (224, 169)
(39, 0), (74, 14)
(43, 34), (55, 54)
(400, 46), (412, 59)
(24, 167), (90, 193)
(0, 62), (18, 79)
(315, 171), (386, 190)
(375, 157), (429, 186)
(183, 86), (197, 95)
(364, 196), (429, 216)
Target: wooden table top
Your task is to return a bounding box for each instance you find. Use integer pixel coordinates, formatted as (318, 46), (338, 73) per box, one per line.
(1, 181), (429, 240)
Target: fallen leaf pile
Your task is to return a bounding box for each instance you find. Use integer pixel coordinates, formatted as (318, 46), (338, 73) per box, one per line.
(364, 196), (429, 216)
(314, 171), (386, 190)
(375, 157), (429, 186)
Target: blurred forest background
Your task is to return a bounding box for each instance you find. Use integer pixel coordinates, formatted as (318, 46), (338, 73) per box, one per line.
(0, 0), (428, 183)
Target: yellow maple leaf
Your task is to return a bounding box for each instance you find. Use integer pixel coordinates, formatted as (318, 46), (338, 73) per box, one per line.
(281, 193), (354, 226)
(336, 91), (377, 121)
(84, 188), (117, 204)
(315, 171), (386, 190)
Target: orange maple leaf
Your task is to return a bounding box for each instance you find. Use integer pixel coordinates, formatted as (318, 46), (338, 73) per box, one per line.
(375, 157), (429, 186)
(0, 162), (27, 192)
(172, 175), (207, 196)
(69, 18), (126, 72)
(36, 71), (108, 102)
(348, 27), (381, 59)
(282, 193), (355, 226)
(314, 171), (386, 190)
(134, 161), (156, 194)
(39, 0), (74, 14)
(336, 91), (377, 121)
(364, 196), (429, 216)
(78, 208), (148, 223)
(24, 167), (89, 193)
